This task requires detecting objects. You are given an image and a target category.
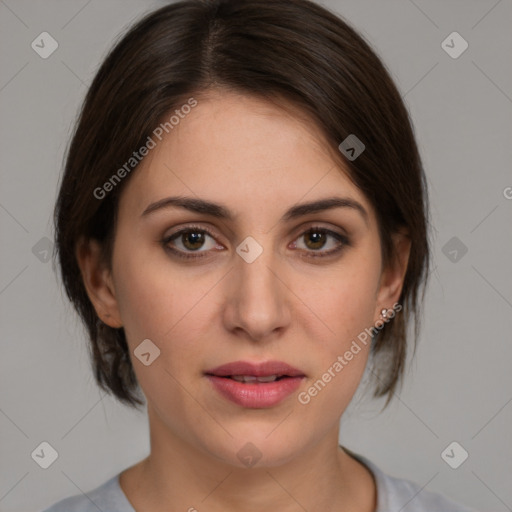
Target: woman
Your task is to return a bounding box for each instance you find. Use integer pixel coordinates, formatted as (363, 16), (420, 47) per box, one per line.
(43, 0), (476, 510)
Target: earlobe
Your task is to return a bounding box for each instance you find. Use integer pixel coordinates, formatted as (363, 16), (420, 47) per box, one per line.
(75, 237), (123, 328)
(374, 230), (411, 320)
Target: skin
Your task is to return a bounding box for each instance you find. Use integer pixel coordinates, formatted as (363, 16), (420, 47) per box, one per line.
(77, 90), (411, 512)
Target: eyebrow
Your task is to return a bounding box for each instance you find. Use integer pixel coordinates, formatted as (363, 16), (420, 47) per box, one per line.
(141, 195), (369, 226)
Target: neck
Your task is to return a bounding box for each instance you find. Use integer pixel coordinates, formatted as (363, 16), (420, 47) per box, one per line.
(120, 406), (376, 512)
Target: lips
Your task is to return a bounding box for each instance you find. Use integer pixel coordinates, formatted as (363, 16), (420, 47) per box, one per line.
(204, 360), (305, 379)
(204, 360), (306, 408)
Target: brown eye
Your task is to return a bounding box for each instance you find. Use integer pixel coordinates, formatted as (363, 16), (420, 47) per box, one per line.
(293, 227), (349, 258)
(303, 230), (328, 250)
(180, 231), (206, 251)
(162, 226), (222, 260)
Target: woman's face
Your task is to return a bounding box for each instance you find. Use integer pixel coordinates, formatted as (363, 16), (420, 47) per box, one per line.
(85, 91), (408, 467)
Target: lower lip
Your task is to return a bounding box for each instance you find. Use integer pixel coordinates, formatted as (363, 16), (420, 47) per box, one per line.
(206, 375), (304, 408)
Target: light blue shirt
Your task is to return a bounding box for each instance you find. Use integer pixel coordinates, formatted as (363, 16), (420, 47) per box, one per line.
(41, 450), (477, 511)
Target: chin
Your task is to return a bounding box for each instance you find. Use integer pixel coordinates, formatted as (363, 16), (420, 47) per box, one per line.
(212, 432), (303, 470)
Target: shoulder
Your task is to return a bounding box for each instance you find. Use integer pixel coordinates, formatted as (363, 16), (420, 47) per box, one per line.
(40, 474), (134, 512)
(376, 468), (477, 511)
(347, 450), (478, 512)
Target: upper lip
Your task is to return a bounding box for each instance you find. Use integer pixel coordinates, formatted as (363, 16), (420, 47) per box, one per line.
(204, 360), (305, 378)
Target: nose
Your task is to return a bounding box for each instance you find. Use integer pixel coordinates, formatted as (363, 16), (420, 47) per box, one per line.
(222, 241), (291, 342)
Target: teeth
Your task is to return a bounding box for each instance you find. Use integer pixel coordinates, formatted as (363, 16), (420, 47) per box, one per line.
(255, 375), (279, 382)
(231, 375), (257, 383)
(231, 375), (279, 383)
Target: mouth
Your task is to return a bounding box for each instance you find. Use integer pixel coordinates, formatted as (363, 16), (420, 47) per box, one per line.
(204, 360), (306, 379)
(204, 360), (305, 408)
(206, 374), (297, 383)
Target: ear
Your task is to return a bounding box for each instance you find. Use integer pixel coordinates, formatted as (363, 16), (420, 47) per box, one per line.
(374, 229), (411, 322)
(75, 236), (123, 328)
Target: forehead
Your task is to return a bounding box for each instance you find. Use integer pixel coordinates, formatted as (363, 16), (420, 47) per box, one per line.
(118, 91), (373, 222)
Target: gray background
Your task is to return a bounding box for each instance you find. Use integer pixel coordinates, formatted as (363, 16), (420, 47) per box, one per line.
(0, 1), (511, 511)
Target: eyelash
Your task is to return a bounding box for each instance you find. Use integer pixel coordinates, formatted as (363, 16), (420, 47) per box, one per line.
(161, 224), (350, 261)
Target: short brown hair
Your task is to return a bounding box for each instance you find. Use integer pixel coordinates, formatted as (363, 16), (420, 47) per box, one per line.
(54, 0), (431, 409)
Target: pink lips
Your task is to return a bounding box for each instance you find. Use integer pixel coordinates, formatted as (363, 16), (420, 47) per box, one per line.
(204, 360), (305, 408)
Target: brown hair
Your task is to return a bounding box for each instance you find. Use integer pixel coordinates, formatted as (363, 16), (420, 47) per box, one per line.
(54, 0), (431, 409)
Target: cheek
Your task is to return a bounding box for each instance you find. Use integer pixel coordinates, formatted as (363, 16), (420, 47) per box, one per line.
(306, 255), (381, 343)
(112, 258), (171, 342)
(298, 291), (375, 424)
(296, 251), (380, 406)
(111, 236), (217, 361)
(110, 244), (206, 411)
(111, 231), (178, 333)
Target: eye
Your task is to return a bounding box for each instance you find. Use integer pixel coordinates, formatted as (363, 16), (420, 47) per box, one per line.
(291, 226), (349, 258)
(162, 225), (350, 261)
(162, 226), (222, 260)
